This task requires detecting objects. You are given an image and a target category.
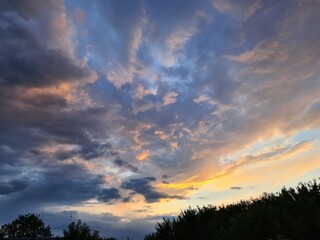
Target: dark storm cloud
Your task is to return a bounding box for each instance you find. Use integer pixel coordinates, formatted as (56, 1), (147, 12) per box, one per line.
(97, 187), (122, 203)
(0, 101), (109, 214)
(20, 164), (104, 204)
(80, 142), (109, 160)
(0, 95), (112, 162)
(114, 159), (125, 166)
(0, 2), (92, 88)
(122, 197), (132, 203)
(0, 164), (105, 217)
(22, 93), (68, 109)
(55, 151), (75, 161)
(121, 177), (184, 203)
(0, 179), (29, 195)
(126, 164), (140, 173)
(0, 163), (21, 177)
(54, 141), (112, 161)
(0, 50), (111, 161)
(0, 0), (105, 167)
(35, 107), (107, 143)
(0, 164), (106, 235)
(0, 0), (57, 19)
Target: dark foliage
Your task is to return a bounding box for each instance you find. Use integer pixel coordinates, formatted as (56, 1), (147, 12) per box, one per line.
(0, 213), (52, 239)
(63, 219), (104, 240)
(145, 179), (320, 240)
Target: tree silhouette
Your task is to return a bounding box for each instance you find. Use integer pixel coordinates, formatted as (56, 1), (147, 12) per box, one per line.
(63, 219), (103, 240)
(0, 213), (52, 239)
(145, 179), (320, 240)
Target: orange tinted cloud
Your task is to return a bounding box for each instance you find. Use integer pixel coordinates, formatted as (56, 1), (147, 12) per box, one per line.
(137, 150), (150, 161)
(158, 141), (313, 191)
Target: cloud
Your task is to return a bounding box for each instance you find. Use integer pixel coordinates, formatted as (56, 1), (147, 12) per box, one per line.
(0, 1), (95, 88)
(72, 8), (86, 25)
(213, 0), (262, 20)
(0, 179), (30, 195)
(0, 163), (107, 222)
(162, 91), (178, 106)
(134, 84), (157, 100)
(144, 0), (212, 67)
(113, 159), (140, 173)
(89, 0), (147, 88)
(162, 175), (172, 179)
(244, 141), (313, 162)
(121, 177), (184, 203)
(159, 141), (314, 191)
(1, 1), (320, 238)
(136, 149), (150, 161)
(126, 164), (140, 173)
(228, 141), (314, 173)
(114, 159), (126, 166)
(97, 188), (122, 203)
(230, 186), (242, 190)
(225, 40), (288, 63)
(0, 1), (109, 185)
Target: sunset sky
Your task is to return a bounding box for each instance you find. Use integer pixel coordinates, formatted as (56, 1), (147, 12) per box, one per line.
(1, 0), (320, 239)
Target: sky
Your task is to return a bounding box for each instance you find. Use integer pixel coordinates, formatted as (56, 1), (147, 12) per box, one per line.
(0, 0), (320, 239)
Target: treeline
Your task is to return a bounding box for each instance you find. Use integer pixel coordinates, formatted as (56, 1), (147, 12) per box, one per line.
(0, 214), (116, 240)
(145, 179), (320, 240)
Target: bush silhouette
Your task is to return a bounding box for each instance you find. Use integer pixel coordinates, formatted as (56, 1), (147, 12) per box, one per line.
(145, 179), (320, 240)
